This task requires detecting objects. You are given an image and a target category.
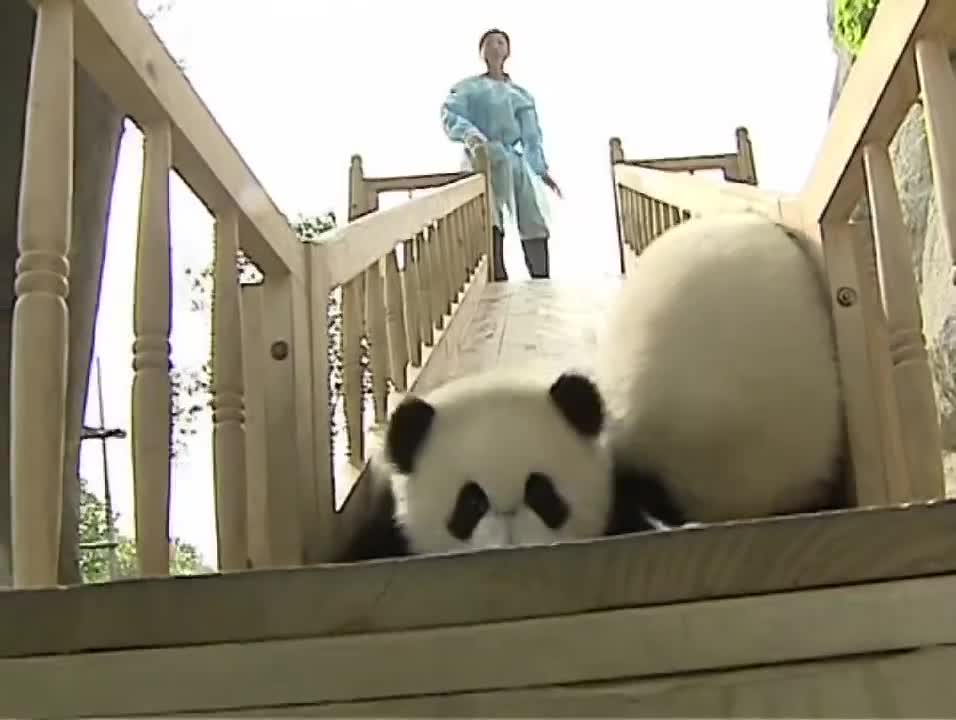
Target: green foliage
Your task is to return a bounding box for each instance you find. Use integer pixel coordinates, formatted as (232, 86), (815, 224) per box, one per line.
(79, 477), (211, 583)
(834, 0), (880, 58)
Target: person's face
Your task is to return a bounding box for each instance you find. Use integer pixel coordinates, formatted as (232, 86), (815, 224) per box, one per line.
(481, 32), (509, 66)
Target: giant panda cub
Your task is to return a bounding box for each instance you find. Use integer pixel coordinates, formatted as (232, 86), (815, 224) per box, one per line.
(338, 369), (663, 562)
(595, 212), (848, 526)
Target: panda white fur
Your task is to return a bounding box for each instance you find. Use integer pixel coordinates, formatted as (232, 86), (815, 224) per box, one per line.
(595, 212), (848, 525)
(338, 369), (661, 562)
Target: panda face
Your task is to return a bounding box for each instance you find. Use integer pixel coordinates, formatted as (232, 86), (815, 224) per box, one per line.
(385, 371), (614, 555)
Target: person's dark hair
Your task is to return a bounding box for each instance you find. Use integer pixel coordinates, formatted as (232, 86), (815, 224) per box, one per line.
(479, 28), (510, 52)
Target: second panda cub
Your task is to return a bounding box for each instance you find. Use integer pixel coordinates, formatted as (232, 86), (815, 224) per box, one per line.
(339, 369), (662, 562)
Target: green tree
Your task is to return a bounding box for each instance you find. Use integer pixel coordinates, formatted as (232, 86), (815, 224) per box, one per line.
(78, 477), (211, 583)
(834, 0), (880, 58)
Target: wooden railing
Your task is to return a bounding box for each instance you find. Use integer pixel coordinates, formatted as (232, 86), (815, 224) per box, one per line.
(8, 0), (494, 587)
(609, 130), (770, 274)
(610, 0), (950, 516)
(301, 155), (493, 560)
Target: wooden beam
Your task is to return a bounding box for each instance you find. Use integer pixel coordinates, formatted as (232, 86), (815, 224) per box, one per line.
(3, 571), (956, 715)
(1, 499), (956, 658)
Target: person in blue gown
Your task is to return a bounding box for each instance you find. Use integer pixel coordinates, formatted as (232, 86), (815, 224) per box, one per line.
(441, 28), (562, 281)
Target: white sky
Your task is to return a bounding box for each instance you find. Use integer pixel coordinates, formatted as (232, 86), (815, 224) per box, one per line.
(78, 0), (837, 567)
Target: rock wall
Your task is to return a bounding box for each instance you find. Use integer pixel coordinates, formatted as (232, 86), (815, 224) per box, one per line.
(826, 0), (956, 489)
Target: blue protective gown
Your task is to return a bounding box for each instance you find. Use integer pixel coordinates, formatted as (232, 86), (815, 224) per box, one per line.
(441, 74), (551, 241)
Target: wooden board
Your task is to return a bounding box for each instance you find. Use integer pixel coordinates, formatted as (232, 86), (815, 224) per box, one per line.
(194, 645), (956, 717)
(2, 499), (956, 658)
(450, 278), (621, 381)
(2, 572), (956, 716)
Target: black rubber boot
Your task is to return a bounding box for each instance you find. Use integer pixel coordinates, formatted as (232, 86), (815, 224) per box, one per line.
(492, 226), (508, 281)
(521, 237), (550, 279)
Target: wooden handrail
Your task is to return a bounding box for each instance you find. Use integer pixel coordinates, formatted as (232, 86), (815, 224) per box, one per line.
(55, 0), (304, 276)
(614, 164), (795, 222)
(312, 174), (484, 287)
(800, 0), (930, 224)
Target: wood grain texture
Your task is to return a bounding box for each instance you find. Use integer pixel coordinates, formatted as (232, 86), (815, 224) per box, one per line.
(3, 572), (956, 716)
(194, 644), (956, 718)
(449, 278), (621, 381)
(2, 499), (956, 658)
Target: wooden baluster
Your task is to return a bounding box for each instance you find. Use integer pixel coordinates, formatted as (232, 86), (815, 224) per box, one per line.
(669, 205), (682, 226)
(342, 277), (365, 466)
(131, 119), (173, 577)
(915, 37), (956, 276)
(634, 193), (645, 252)
(459, 204), (472, 275)
(239, 284), (271, 568)
(469, 200), (482, 270)
(401, 238), (423, 366)
(364, 261), (389, 423)
(11, 0), (74, 588)
(427, 226), (446, 330)
(643, 196), (654, 248)
(383, 249), (409, 391)
(634, 193), (648, 253)
(619, 191), (631, 252)
(433, 219), (453, 319)
(449, 209), (467, 293)
(660, 203), (672, 232)
(646, 199), (657, 242)
(445, 213), (461, 302)
(863, 142), (945, 501)
(475, 145), (497, 281)
(414, 231), (434, 347)
(466, 200), (480, 270)
(626, 192), (637, 254)
(636, 195), (647, 250)
(211, 207), (248, 571)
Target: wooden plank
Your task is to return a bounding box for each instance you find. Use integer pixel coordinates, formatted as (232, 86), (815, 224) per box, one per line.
(3, 573), (956, 716)
(496, 280), (620, 375)
(198, 644), (956, 717)
(447, 281), (511, 380)
(449, 279), (620, 382)
(66, 0), (302, 276)
(2, 499), (956, 658)
(800, 0), (935, 224)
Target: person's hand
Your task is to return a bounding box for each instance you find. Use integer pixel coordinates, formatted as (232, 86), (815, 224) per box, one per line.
(464, 133), (486, 153)
(543, 173), (563, 198)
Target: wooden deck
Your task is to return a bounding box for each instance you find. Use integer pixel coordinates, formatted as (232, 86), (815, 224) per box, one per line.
(450, 277), (622, 381)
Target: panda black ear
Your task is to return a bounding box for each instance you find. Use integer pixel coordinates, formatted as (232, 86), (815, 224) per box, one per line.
(385, 396), (436, 474)
(549, 371), (604, 438)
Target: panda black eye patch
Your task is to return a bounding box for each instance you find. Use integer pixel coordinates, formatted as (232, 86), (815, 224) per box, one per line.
(524, 472), (569, 529)
(447, 481), (490, 540)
